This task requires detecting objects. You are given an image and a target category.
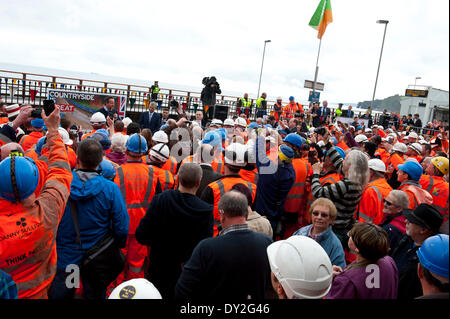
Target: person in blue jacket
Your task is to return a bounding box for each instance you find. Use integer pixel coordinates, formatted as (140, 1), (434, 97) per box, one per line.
(293, 198), (346, 269)
(49, 138), (129, 300)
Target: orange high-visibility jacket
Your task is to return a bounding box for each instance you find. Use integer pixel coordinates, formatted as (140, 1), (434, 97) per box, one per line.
(0, 131), (72, 299)
(357, 178), (393, 225)
(375, 148), (390, 163)
(81, 129), (98, 141)
(407, 155), (423, 163)
(398, 182), (433, 210)
(240, 168), (258, 185)
(114, 162), (160, 234)
(336, 140), (350, 151)
(284, 158), (310, 214)
(385, 153), (405, 170)
(420, 175), (449, 220)
(18, 131), (44, 152)
(206, 177), (257, 236)
(211, 153), (225, 175)
(161, 156), (178, 176)
(150, 164), (174, 191)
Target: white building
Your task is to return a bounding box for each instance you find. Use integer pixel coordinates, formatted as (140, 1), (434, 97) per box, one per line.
(400, 86), (449, 124)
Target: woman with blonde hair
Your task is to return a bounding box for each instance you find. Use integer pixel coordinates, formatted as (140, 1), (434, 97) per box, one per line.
(326, 222), (398, 299)
(293, 198), (346, 269)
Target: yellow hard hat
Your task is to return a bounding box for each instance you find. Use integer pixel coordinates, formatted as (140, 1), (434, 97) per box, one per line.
(431, 156), (449, 175)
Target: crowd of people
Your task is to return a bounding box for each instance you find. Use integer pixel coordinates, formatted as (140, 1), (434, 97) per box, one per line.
(0, 96), (448, 300)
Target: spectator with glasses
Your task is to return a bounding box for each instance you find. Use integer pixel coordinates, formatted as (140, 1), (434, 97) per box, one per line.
(293, 198), (346, 269)
(379, 190), (410, 251)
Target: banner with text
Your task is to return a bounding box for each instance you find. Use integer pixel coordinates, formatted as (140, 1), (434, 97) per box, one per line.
(48, 89), (127, 129)
(336, 116), (369, 128)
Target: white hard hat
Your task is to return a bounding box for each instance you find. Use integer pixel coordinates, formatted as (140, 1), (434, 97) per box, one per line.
(108, 279), (162, 299)
(90, 112), (106, 124)
(267, 236), (333, 299)
(211, 119), (223, 126)
(224, 143), (248, 167)
(234, 117), (247, 128)
(371, 125), (378, 129)
(349, 125), (355, 131)
(409, 142), (422, 154)
(408, 132), (418, 139)
(378, 125), (384, 130)
(309, 127), (316, 134)
(368, 158), (386, 173)
(276, 96), (282, 100)
(392, 142), (408, 154)
(355, 134), (368, 143)
(317, 140), (325, 147)
(150, 143), (170, 162)
(152, 130), (169, 144)
(223, 118), (235, 126)
(418, 139), (429, 145)
(365, 128), (372, 133)
(58, 127), (73, 146)
(122, 117), (132, 128)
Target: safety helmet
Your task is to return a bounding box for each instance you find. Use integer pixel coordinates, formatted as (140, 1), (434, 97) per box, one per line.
(334, 146), (346, 159)
(408, 143), (422, 155)
(330, 136), (338, 146)
(355, 134), (368, 143)
(223, 118), (235, 126)
(210, 119), (223, 127)
(152, 130), (169, 144)
(215, 128), (227, 141)
(417, 234), (449, 281)
(398, 160), (423, 181)
(35, 136), (47, 156)
(289, 96), (295, 101)
(248, 122), (260, 129)
(126, 133), (148, 154)
(122, 117), (132, 128)
(365, 128), (372, 133)
(368, 158), (386, 173)
(202, 131), (223, 150)
(150, 143), (170, 162)
(276, 96), (282, 101)
(31, 118), (44, 128)
(97, 158), (117, 181)
(392, 142), (408, 154)
(108, 279), (162, 299)
(90, 112), (106, 124)
(91, 129), (111, 150)
(58, 127), (73, 146)
(408, 132), (418, 139)
(284, 133), (304, 148)
(0, 156), (39, 202)
(264, 124), (273, 129)
(378, 125), (384, 130)
(278, 144), (294, 162)
(224, 143), (248, 167)
(431, 156), (449, 175)
(267, 235), (333, 299)
(234, 117), (247, 128)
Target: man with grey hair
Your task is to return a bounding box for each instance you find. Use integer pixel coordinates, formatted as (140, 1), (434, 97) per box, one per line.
(138, 101), (161, 133)
(175, 190), (273, 300)
(136, 163), (213, 299)
(379, 190), (411, 250)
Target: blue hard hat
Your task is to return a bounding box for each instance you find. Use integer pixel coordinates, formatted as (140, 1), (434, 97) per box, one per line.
(126, 133), (148, 154)
(417, 234), (449, 279)
(0, 156), (39, 202)
(331, 136), (338, 146)
(97, 158), (117, 181)
(215, 128), (227, 141)
(160, 124), (169, 130)
(264, 124), (273, 129)
(284, 133), (304, 148)
(279, 144), (294, 160)
(357, 126), (363, 131)
(202, 131), (223, 150)
(289, 96), (295, 101)
(248, 122), (260, 129)
(35, 136), (47, 156)
(91, 129), (111, 151)
(31, 118), (44, 128)
(398, 160), (423, 181)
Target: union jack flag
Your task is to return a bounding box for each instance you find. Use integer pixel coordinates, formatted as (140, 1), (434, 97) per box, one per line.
(118, 96), (127, 119)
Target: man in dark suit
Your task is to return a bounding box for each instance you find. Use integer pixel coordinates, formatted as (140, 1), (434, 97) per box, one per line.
(196, 144), (222, 196)
(138, 101), (161, 133)
(319, 100), (331, 125)
(98, 96), (118, 121)
(175, 191), (273, 300)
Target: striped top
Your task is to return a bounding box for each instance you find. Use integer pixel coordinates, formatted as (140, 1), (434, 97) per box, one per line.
(311, 143), (363, 229)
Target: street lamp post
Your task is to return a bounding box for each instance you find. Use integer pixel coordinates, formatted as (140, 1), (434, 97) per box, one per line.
(370, 20), (389, 110)
(413, 76), (422, 115)
(257, 40), (271, 99)
(414, 76), (421, 88)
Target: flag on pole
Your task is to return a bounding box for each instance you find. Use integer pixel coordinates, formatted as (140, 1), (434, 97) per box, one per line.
(309, 0), (333, 39)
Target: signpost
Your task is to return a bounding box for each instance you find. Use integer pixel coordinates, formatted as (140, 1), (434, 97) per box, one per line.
(308, 91), (320, 102)
(304, 80), (324, 91)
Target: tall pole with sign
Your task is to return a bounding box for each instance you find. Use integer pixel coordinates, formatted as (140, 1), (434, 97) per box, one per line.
(308, 0), (333, 105)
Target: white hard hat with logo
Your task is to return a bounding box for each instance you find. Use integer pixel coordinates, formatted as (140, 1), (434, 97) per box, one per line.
(90, 112), (106, 124)
(267, 236), (333, 299)
(108, 279), (162, 299)
(408, 143), (422, 154)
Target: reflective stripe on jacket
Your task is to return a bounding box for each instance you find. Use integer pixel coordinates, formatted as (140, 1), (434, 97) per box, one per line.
(357, 178), (392, 224)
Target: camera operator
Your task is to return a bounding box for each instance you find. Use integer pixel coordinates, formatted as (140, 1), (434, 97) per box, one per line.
(200, 76), (221, 121)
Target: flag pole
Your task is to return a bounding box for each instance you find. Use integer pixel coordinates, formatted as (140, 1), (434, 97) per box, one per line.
(312, 38), (322, 95)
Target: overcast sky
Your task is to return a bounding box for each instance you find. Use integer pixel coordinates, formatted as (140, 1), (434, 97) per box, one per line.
(1, 0), (448, 104)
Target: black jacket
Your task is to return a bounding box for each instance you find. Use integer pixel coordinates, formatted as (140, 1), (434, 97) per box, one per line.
(138, 111), (162, 133)
(174, 229), (273, 300)
(390, 235), (423, 299)
(201, 84), (221, 106)
(135, 190), (214, 299)
(196, 164), (222, 197)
